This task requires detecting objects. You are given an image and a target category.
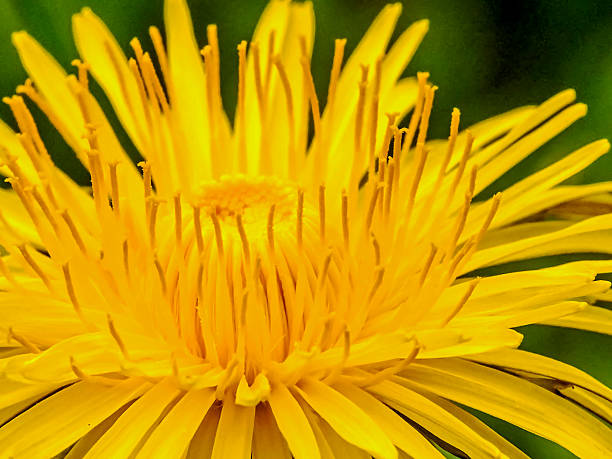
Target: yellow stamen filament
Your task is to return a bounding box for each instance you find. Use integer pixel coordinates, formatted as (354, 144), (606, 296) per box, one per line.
(236, 41), (248, 173)
(267, 204), (276, 251)
(341, 190), (349, 249)
(319, 185), (326, 242)
(300, 44), (323, 184)
(174, 193), (182, 245)
(210, 212), (224, 256)
(62, 263), (86, 322)
(440, 278), (480, 326)
(236, 213), (251, 264)
(107, 314), (131, 359)
(18, 244), (51, 290)
(297, 188), (304, 248)
(273, 56), (296, 179)
(148, 198), (161, 248)
(193, 206), (204, 253)
(148, 26), (170, 91)
(326, 38), (347, 119)
(60, 210), (87, 254)
(8, 327), (41, 354)
(154, 256), (167, 295)
(109, 162), (120, 216)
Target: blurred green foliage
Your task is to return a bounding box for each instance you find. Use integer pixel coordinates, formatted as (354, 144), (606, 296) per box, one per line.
(1, 1), (611, 457)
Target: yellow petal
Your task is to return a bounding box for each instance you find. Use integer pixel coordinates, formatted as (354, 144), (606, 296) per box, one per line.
(543, 305), (612, 334)
(268, 383), (320, 459)
(164, 0), (212, 187)
(186, 405), (220, 458)
(466, 214), (612, 271)
(558, 384), (612, 424)
(242, 0), (292, 175)
(64, 406), (128, 458)
(402, 359), (612, 457)
(297, 378), (397, 459)
(422, 391), (529, 459)
(84, 378), (181, 458)
(417, 328), (523, 359)
(368, 379), (500, 458)
(211, 396), (256, 459)
(252, 404), (292, 459)
(467, 348), (612, 402)
(136, 387), (216, 458)
(0, 379), (149, 458)
(263, 1), (314, 179)
(335, 381), (443, 458)
(12, 31), (88, 161)
(72, 8), (147, 154)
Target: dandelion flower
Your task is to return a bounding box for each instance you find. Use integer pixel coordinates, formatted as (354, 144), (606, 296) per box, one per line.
(1, 1), (612, 457)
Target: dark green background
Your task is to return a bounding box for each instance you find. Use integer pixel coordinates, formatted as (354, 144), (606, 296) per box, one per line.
(1, 1), (611, 457)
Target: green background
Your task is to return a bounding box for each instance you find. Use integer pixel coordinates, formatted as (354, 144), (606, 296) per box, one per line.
(1, 1), (611, 457)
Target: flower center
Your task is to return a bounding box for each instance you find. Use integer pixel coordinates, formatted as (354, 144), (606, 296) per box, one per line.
(194, 175), (301, 239)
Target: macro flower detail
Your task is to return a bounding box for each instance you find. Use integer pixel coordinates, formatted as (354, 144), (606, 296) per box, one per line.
(1, 0), (612, 457)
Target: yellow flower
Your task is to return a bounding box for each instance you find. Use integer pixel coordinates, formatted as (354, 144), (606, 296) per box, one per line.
(1, 1), (611, 457)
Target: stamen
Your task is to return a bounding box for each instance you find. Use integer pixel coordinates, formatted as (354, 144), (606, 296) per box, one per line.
(18, 244), (51, 290)
(446, 131), (474, 207)
(439, 278), (479, 326)
(371, 233), (381, 266)
(400, 72), (429, 157)
(107, 313), (130, 359)
(367, 57), (383, 186)
(264, 30), (276, 91)
(318, 185), (326, 242)
(357, 339), (419, 387)
(148, 26), (170, 90)
(418, 244), (438, 287)
(174, 193), (182, 245)
(31, 186), (58, 231)
(109, 162), (120, 216)
(326, 38), (347, 116)
(384, 158), (395, 217)
(300, 39), (323, 181)
(8, 327), (41, 354)
(236, 213), (251, 264)
(437, 108), (461, 183)
(193, 206), (204, 253)
(70, 355), (89, 380)
(60, 210), (87, 254)
(251, 43), (266, 121)
(0, 256), (19, 288)
(341, 190), (349, 249)
(122, 240), (130, 279)
(71, 59), (90, 90)
(148, 198), (161, 248)
(273, 57), (296, 179)
(62, 263), (86, 321)
(476, 193), (501, 243)
(88, 151), (106, 211)
(210, 212), (224, 256)
(267, 204), (276, 251)
(365, 184), (383, 231)
(368, 266), (385, 301)
(236, 41), (248, 173)
(447, 193), (472, 256)
(296, 188), (304, 248)
(139, 161), (153, 221)
(154, 256), (167, 295)
(354, 66), (369, 154)
(143, 52), (170, 112)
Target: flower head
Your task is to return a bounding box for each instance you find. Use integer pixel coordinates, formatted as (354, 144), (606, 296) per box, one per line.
(1, 1), (612, 457)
